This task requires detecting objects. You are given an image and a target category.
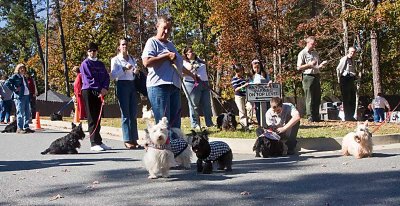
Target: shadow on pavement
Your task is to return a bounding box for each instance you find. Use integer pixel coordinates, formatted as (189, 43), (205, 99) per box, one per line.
(0, 157), (137, 172)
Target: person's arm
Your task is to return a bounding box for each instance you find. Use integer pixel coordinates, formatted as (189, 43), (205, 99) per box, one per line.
(234, 82), (249, 92)
(336, 57), (344, 83)
(5, 75), (18, 92)
(297, 51), (315, 71)
(384, 99), (391, 111)
(277, 107), (301, 134)
(142, 52), (175, 68)
(110, 57), (125, 80)
(100, 63), (110, 97)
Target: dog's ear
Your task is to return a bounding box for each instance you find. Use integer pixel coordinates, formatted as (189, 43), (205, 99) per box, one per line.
(79, 122), (82, 127)
(71, 122), (76, 129)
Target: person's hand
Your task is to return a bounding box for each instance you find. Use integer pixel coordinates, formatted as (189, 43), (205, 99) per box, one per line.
(319, 60), (328, 68)
(276, 127), (286, 134)
(193, 74), (201, 82)
(133, 67), (140, 75)
(267, 80), (273, 87)
(308, 60), (317, 67)
(167, 52), (176, 61)
(99, 88), (108, 97)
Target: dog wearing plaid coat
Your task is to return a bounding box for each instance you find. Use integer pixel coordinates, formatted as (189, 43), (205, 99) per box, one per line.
(170, 128), (192, 169)
(190, 130), (233, 174)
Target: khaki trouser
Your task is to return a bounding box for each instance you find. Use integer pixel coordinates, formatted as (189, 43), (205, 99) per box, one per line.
(234, 95), (248, 126)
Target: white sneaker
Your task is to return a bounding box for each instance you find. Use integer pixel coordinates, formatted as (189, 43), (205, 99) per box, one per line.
(90, 145), (105, 151)
(100, 143), (111, 150)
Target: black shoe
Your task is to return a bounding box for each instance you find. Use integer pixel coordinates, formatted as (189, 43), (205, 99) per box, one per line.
(287, 150), (296, 155)
(24, 128), (35, 133)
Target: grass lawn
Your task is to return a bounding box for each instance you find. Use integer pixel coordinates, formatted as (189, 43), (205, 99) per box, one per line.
(43, 116), (400, 139)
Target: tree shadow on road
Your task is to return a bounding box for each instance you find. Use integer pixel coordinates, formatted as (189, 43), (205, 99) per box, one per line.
(0, 157), (137, 172)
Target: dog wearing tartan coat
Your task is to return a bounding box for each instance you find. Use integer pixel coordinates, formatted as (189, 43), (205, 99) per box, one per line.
(190, 130), (233, 174)
(169, 128), (192, 169)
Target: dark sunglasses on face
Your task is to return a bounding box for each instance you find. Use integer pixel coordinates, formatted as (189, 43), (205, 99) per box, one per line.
(88, 49), (97, 52)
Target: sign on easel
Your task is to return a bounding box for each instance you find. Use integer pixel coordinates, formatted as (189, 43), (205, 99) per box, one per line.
(246, 83), (281, 102)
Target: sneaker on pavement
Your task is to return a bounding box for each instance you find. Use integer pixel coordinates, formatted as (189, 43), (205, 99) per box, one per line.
(16, 129), (27, 134)
(90, 145), (105, 151)
(24, 128), (35, 133)
(100, 143), (111, 150)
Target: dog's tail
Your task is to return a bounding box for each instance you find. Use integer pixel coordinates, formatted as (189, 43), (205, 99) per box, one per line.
(41, 148), (50, 155)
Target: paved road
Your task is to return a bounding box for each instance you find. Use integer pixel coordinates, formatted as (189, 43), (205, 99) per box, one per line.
(0, 125), (399, 206)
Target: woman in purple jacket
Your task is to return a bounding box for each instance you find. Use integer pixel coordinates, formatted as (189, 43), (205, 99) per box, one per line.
(80, 42), (111, 151)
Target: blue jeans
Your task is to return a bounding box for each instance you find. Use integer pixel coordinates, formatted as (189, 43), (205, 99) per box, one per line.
(183, 80), (214, 128)
(116, 81), (138, 142)
(14, 95), (30, 129)
(147, 84), (181, 128)
(373, 108), (385, 122)
(0, 100), (12, 122)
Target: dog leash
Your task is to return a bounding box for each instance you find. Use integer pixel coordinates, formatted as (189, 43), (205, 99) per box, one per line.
(190, 80), (229, 113)
(171, 62), (202, 128)
(371, 100), (400, 134)
(89, 95), (105, 139)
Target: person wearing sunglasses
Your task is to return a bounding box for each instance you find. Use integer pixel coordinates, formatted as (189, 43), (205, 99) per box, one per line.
(264, 97), (300, 155)
(80, 42), (111, 151)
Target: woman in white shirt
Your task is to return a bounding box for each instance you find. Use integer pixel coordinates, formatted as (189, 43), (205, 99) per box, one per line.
(182, 46), (214, 129)
(110, 39), (142, 149)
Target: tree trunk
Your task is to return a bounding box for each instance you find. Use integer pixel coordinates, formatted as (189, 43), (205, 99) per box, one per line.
(370, 30), (381, 96)
(122, 0), (128, 38)
(54, 0), (70, 96)
(27, 0), (45, 76)
(250, 0), (263, 60)
(44, 0), (50, 101)
(341, 0), (348, 53)
(370, 0), (381, 96)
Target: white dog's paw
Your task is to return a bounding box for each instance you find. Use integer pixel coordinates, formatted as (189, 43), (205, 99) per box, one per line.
(148, 175), (158, 179)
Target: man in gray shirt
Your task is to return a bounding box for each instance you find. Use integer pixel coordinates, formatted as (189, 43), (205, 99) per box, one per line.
(297, 36), (327, 122)
(336, 47), (357, 121)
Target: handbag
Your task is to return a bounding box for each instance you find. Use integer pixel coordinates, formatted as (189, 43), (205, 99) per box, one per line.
(134, 70), (147, 97)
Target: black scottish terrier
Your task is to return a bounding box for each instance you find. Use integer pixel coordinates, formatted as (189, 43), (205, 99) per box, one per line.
(253, 127), (284, 158)
(41, 122), (85, 154)
(216, 111), (237, 131)
(191, 130), (233, 174)
(1, 120), (17, 133)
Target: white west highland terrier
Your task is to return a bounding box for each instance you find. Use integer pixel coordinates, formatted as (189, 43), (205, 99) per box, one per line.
(341, 120), (373, 159)
(143, 117), (176, 179)
(142, 105), (154, 119)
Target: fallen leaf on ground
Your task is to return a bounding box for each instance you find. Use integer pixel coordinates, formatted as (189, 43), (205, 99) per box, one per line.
(18, 177), (26, 180)
(342, 162), (348, 165)
(240, 191), (251, 195)
(322, 164), (327, 167)
(61, 169), (70, 172)
(49, 194), (64, 201)
(92, 181), (99, 184)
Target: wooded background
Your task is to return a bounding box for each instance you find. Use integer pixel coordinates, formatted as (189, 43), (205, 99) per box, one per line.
(1, 0), (399, 106)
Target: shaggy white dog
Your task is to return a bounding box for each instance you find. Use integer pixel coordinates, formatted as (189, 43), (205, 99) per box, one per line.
(341, 121), (373, 159)
(143, 117), (176, 179)
(142, 105), (154, 119)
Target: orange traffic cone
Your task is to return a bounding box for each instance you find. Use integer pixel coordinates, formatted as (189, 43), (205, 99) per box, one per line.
(74, 104), (80, 123)
(35, 112), (42, 130)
